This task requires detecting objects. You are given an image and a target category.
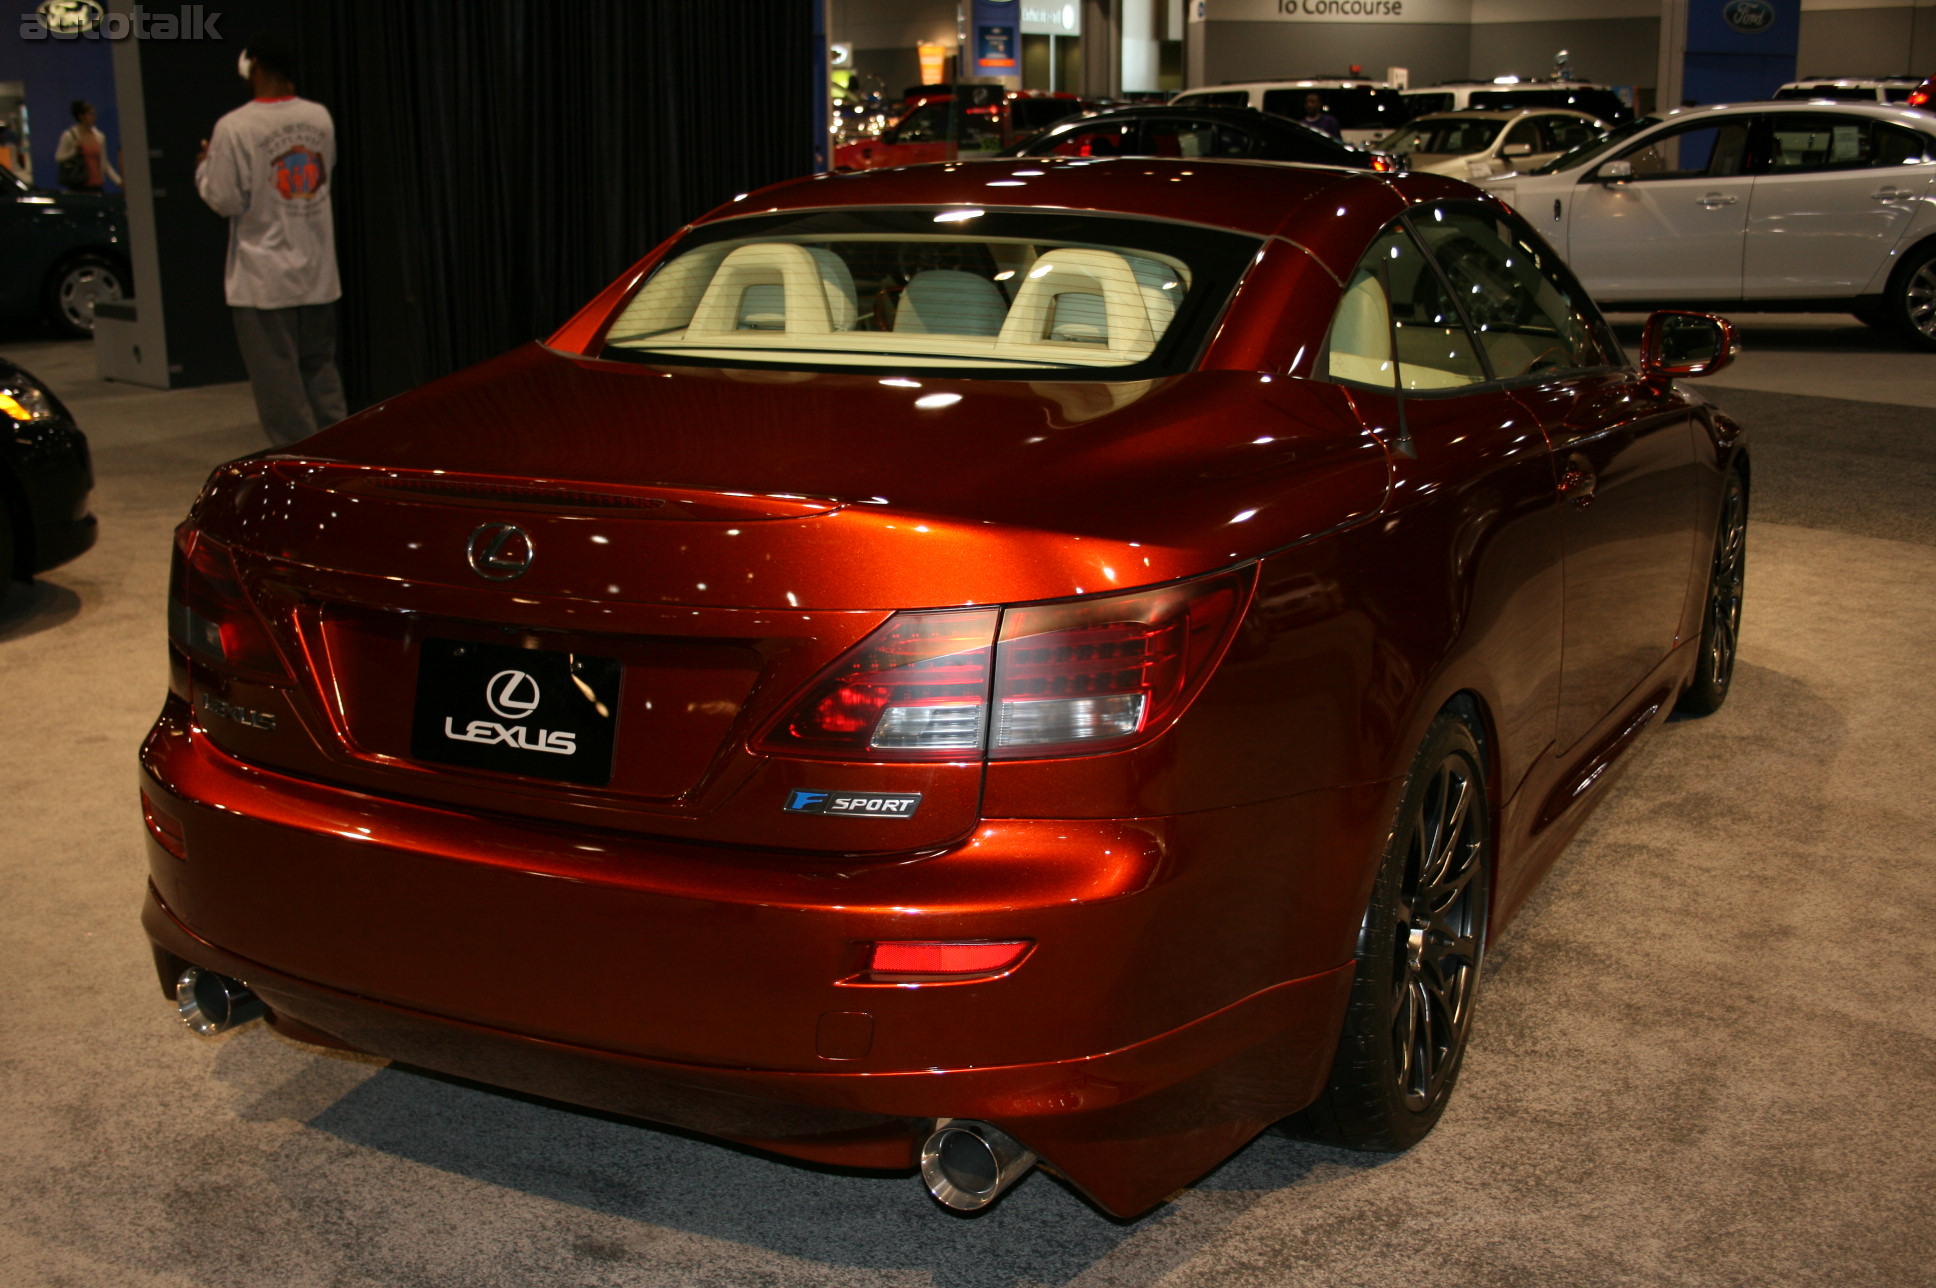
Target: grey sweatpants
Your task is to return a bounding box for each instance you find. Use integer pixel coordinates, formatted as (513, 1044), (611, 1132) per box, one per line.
(232, 303), (350, 447)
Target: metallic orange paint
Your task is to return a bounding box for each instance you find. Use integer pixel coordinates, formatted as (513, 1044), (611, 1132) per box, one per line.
(139, 158), (1745, 1218)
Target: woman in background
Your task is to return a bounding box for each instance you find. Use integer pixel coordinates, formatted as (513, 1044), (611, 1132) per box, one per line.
(56, 100), (120, 192)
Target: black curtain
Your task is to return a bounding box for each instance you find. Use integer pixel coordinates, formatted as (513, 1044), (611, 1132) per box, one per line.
(293, 0), (819, 408)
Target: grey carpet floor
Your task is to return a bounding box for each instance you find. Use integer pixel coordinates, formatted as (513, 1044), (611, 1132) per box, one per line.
(2, 340), (1932, 1286)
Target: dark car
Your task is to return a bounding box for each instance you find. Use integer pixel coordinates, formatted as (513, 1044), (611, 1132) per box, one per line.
(832, 88), (1094, 171)
(1008, 104), (1394, 170)
(142, 157), (1746, 1220)
(0, 358), (96, 581)
(0, 168), (130, 338)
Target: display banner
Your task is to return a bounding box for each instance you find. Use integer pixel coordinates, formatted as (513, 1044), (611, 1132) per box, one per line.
(1021, 2), (1082, 36)
(972, 0), (1020, 75)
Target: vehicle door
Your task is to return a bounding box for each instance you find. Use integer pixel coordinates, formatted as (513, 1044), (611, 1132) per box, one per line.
(1530, 114), (1602, 169)
(1320, 215), (1566, 773)
(869, 101), (956, 168)
(1498, 116), (1549, 171)
(1742, 112), (1936, 297)
(1566, 115), (1759, 301)
(1412, 207), (1700, 753)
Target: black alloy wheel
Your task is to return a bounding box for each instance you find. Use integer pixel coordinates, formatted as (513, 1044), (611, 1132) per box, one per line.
(1676, 471), (1747, 716)
(1283, 709), (1491, 1150)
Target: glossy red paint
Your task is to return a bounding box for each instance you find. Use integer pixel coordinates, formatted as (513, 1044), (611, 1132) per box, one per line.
(140, 157), (1747, 1219)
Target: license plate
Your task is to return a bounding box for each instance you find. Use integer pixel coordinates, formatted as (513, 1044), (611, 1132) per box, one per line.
(409, 639), (621, 786)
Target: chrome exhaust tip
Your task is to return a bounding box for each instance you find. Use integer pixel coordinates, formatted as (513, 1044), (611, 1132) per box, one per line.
(174, 966), (265, 1036)
(920, 1119), (1037, 1212)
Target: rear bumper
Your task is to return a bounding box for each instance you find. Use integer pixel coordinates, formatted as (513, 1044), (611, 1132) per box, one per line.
(139, 697), (1380, 1217)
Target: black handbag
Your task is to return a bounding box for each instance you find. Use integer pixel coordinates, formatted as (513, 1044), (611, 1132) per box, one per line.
(58, 145), (88, 188)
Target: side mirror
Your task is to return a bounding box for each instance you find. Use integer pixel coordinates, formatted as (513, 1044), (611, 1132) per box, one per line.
(1640, 310), (1738, 380)
(1502, 142), (1533, 156)
(1597, 159), (1633, 183)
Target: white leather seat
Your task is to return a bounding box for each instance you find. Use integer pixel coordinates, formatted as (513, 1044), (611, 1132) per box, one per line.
(895, 269), (1007, 336)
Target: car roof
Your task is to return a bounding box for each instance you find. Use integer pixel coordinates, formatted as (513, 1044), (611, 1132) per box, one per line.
(712, 156), (1390, 240)
(1656, 100), (1936, 127)
(1781, 77), (1918, 87)
(1403, 108), (1603, 122)
(1401, 80), (1619, 92)
(1181, 79), (1395, 91)
(1046, 104), (1328, 129)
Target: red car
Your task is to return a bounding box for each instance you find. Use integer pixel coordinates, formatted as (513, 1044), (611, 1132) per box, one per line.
(142, 157), (1748, 1219)
(832, 87), (1090, 170)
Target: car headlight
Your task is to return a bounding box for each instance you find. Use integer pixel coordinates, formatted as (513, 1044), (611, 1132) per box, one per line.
(0, 380), (57, 424)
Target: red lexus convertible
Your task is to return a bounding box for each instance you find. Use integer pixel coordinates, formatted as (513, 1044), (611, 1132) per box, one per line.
(140, 157), (1747, 1219)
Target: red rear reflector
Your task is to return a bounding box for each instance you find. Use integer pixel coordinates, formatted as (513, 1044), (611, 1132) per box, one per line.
(868, 940), (1031, 976)
(141, 790), (187, 860)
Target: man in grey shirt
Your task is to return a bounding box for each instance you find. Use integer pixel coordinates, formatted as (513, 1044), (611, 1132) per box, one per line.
(195, 31), (347, 446)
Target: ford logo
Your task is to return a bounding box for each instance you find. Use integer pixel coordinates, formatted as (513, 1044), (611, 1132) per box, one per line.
(37, 0), (103, 34)
(1722, 0), (1775, 33)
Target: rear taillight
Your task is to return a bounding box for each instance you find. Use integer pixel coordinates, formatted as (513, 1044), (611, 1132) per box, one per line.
(758, 567), (1254, 762)
(1371, 154), (1396, 173)
(1910, 90), (1930, 107)
(757, 609), (999, 760)
(167, 528), (288, 682)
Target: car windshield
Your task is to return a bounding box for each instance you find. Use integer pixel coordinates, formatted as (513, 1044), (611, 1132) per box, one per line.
(1530, 114), (1660, 173)
(599, 208), (1260, 378)
(1382, 117), (1504, 155)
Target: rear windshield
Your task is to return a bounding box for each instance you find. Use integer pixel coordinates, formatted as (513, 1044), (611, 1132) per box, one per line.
(1261, 87), (1402, 130)
(1171, 90), (1250, 109)
(1466, 88), (1626, 121)
(599, 208), (1260, 379)
(1383, 117), (1504, 155)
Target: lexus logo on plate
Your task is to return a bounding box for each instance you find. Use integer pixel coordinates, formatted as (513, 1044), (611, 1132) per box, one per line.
(466, 523), (534, 580)
(484, 669), (541, 720)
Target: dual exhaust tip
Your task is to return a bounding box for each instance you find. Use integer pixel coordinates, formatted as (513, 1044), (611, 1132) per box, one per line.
(173, 968), (1037, 1212)
(920, 1119), (1037, 1212)
(174, 965), (264, 1036)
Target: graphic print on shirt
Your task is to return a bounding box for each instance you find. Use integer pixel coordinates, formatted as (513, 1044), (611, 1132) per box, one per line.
(272, 146), (326, 199)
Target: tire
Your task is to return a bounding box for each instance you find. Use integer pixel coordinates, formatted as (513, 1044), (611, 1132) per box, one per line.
(1675, 471), (1748, 716)
(1283, 709), (1491, 1151)
(45, 253), (127, 339)
(1886, 240), (1936, 351)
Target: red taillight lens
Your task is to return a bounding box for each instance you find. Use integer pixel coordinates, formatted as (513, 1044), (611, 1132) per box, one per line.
(756, 609), (999, 760)
(1372, 154), (1396, 173)
(760, 568), (1255, 763)
(867, 940), (1031, 978)
(1910, 90), (1930, 107)
(989, 567), (1252, 759)
(167, 528), (288, 681)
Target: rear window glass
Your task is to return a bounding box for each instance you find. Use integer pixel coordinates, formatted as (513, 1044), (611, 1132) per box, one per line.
(600, 208), (1260, 378)
(1261, 87), (1402, 130)
(1172, 90), (1250, 109)
(1384, 117), (1504, 155)
(1775, 85), (1881, 102)
(1467, 88), (1626, 121)
(1402, 92), (1455, 118)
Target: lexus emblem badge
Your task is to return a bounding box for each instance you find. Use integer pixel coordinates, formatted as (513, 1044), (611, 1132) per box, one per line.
(466, 523), (534, 581)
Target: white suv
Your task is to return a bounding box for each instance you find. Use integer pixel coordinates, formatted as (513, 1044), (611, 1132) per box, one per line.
(1774, 78), (1921, 105)
(1168, 80), (1402, 146)
(1482, 101), (1936, 347)
(1400, 80), (1631, 125)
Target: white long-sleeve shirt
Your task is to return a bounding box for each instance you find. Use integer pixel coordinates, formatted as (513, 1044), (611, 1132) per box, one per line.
(194, 96), (341, 310)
